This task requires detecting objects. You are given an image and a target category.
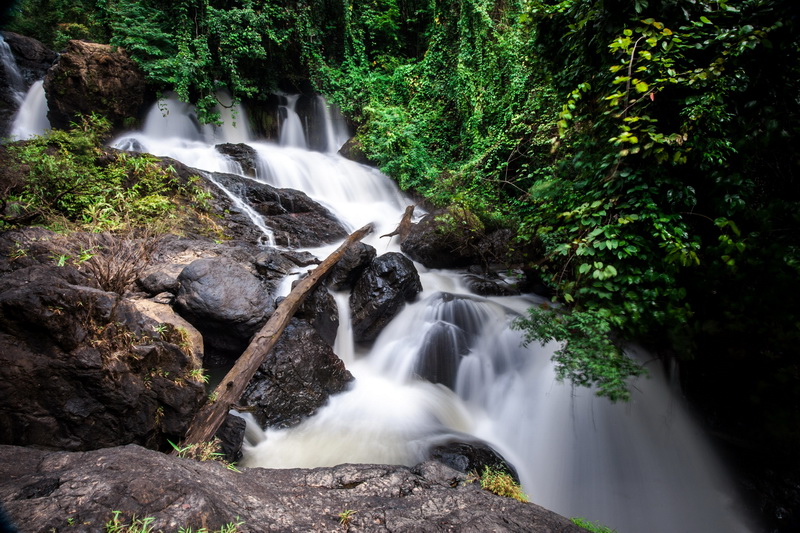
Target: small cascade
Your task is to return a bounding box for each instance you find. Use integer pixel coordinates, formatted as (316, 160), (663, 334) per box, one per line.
(10, 80), (50, 140)
(316, 95), (350, 153)
(278, 94), (307, 149)
(202, 171), (276, 247)
(0, 34), (26, 103)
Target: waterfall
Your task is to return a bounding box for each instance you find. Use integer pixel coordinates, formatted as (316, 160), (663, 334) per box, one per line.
(112, 93), (759, 533)
(316, 94), (350, 153)
(0, 34), (26, 103)
(2, 34), (51, 140)
(278, 94), (306, 149)
(9, 80), (50, 140)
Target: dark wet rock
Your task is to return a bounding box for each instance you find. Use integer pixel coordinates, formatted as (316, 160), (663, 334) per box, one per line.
(209, 171), (348, 247)
(216, 413), (246, 464)
(43, 40), (151, 133)
(0, 266), (204, 451)
(327, 241), (377, 291)
(240, 318), (353, 429)
(253, 248), (296, 278)
(401, 210), (483, 269)
(464, 273), (520, 296)
(175, 256), (274, 358)
(428, 439), (521, 484)
(215, 143), (257, 178)
(350, 252), (422, 343)
(282, 249), (321, 267)
(0, 444), (583, 533)
(297, 282), (339, 346)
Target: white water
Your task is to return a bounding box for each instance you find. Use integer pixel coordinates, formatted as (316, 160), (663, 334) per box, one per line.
(278, 94), (306, 149)
(0, 34), (25, 102)
(1, 34), (51, 140)
(106, 94), (758, 533)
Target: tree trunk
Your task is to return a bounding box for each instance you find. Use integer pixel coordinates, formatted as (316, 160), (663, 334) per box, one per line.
(177, 224), (373, 449)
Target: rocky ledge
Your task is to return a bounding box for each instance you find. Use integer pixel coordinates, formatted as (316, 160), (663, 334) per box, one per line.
(0, 444), (583, 533)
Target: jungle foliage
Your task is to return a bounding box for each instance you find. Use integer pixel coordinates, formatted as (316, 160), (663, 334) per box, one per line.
(4, 0), (799, 408)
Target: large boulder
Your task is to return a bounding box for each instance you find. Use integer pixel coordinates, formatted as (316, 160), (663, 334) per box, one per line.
(175, 256), (275, 359)
(350, 252), (423, 343)
(240, 318), (353, 429)
(0, 265), (205, 451)
(401, 208), (484, 269)
(43, 40), (150, 132)
(0, 444), (585, 533)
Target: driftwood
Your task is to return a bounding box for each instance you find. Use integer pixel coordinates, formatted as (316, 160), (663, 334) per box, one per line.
(380, 205), (415, 243)
(177, 223), (373, 449)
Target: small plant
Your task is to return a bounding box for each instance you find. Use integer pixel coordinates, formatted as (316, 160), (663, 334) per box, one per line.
(478, 466), (528, 503)
(571, 517), (618, 532)
(8, 241), (28, 260)
(168, 438), (240, 472)
(187, 368), (209, 383)
(105, 511), (155, 533)
(338, 509), (357, 529)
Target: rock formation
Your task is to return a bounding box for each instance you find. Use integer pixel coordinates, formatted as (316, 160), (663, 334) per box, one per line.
(0, 444), (585, 533)
(43, 40), (150, 132)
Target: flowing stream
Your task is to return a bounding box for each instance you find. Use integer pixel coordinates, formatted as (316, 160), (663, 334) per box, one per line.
(10, 77), (759, 532)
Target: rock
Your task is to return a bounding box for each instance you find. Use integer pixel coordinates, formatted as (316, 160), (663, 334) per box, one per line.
(216, 413), (247, 464)
(350, 252), (423, 343)
(175, 256), (275, 359)
(130, 299), (204, 361)
(240, 318), (353, 429)
(137, 265), (183, 295)
(209, 171), (348, 247)
(339, 136), (375, 166)
(43, 40), (150, 133)
(464, 273), (520, 296)
(0, 444), (585, 533)
(296, 282), (339, 346)
(0, 265), (204, 451)
(215, 143), (257, 178)
(327, 241), (377, 291)
(428, 439), (521, 484)
(401, 209), (483, 269)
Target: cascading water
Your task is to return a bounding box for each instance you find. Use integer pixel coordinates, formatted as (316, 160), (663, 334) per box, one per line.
(112, 94), (759, 533)
(0, 34), (26, 103)
(278, 94), (306, 149)
(1, 34), (51, 140)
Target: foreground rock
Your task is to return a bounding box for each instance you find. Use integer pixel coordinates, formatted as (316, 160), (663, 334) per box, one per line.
(0, 444), (584, 533)
(0, 263), (204, 452)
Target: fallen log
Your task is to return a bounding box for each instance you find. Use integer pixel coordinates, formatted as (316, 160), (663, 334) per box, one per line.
(177, 223), (373, 449)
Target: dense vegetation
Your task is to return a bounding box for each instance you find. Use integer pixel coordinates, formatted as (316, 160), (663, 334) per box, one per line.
(4, 0), (799, 443)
